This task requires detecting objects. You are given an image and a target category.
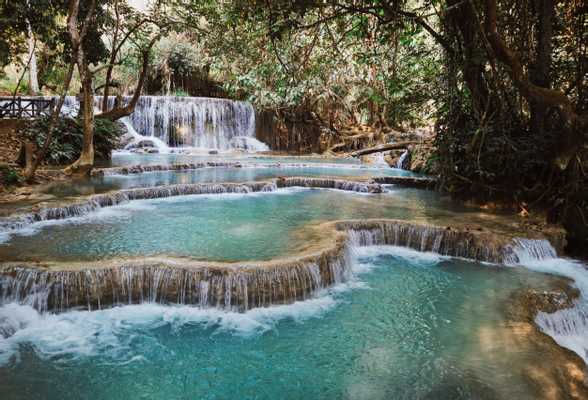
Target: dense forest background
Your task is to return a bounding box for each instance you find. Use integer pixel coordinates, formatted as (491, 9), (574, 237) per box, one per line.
(0, 0), (586, 251)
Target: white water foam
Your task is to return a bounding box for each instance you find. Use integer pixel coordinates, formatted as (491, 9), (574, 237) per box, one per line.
(509, 239), (588, 363)
(351, 245), (445, 266)
(396, 150), (408, 169)
(0, 244), (447, 366)
(120, 117), (170, 154)
(0, 296), (338, 367)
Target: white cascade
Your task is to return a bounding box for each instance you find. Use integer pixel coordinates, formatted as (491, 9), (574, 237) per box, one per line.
(101, 96), (266, 152)
(396, 150), (408, 169)
(119, 117), (170, 153)
(510, 238), (588, 363)
(61, 96), (268, 152)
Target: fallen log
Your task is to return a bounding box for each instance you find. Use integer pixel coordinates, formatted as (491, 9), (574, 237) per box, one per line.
(371, 176), (437, 190)
(350, 141), (419, 157)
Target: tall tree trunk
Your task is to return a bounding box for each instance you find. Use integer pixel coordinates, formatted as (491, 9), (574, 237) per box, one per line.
(529, 0), (554, 134)
(64, 0), (97, 178)
(65, 69), (95, 177)
(102, 0), (120, 112)
(26, 21), (39, 95)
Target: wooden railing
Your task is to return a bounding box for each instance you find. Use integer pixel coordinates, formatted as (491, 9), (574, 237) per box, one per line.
(0, 97), (55, 119)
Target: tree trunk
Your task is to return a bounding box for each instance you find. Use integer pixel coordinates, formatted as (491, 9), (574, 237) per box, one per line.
(102, 63), (115, 112)
(63, 0), (97, 178)
(65, 73), (95, 177)
(26, 22), (39, 95)
(350, 141), (419, 157)
(23, 62), (76, 182)
(529, 0), (554, 134)
(97, 36), (159, 121)
(24, 141), (36, 173)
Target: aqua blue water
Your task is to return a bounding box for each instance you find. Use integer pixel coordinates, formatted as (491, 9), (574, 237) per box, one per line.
(0, 247), (558, 399)
(0, 188), (512, 262)
(2, 156), (585, 399)
(42, 164), (416, 198)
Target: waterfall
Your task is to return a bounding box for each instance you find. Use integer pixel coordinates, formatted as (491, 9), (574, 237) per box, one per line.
(276, 177), (382, 193)
(58, 95), (269, 151)
(338, 219), (517, 264)
(508, 238), (588, 363)
(0, 218), (576, 320)
(396, 150), (409, 169)
(0, 237), (349, 313)
(119, 116), (170, 152)
(100, 96), (267, 151)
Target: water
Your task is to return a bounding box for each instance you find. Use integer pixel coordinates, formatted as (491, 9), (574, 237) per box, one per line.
(61, 95), (267, 151)
(119, 117), (170, 153)
(42, 163), (418, 198)
(0, 247), (566, 399)
(507, 239), (588, 363)
(397, 150), (409, 169)
(0, 188), (513, 262)
(1, 152), (586, 397)
(103, 96), (260, 150)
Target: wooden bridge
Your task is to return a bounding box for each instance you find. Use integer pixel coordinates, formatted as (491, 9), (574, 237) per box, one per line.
(0, 97), (55, 119)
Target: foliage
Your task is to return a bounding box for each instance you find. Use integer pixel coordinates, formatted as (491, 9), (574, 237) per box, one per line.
(20, 117), (123, 165)
(0, 0), (66, 69)
(168, 1), (441, 129)
(0, 165), (20, 186)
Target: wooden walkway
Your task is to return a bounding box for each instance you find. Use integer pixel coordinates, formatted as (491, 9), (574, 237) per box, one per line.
(0, 97), (55, 119)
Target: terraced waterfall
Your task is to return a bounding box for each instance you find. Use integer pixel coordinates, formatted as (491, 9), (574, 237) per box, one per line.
(1, 145), (587, 400)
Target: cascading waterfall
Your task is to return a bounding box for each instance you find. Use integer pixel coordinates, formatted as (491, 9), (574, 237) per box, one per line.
(60, 95), (269, 151)
(119, 116), (170, 152)
(339, 219), (520, 264)
(276, 177), (382, 193)
(396, 150), (409, 169)
(0, 237), (350, 313)
(508, 238), (588, 363)
(100, 96), (269, 151)
(0, 218), (563, 314)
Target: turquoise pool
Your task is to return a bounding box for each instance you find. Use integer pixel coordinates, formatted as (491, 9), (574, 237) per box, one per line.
(0, 188), (513, 262)
(0, 247), (567, 399)
(41, 163), (417, 198)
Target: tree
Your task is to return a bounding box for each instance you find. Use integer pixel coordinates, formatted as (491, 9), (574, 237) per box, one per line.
(12, 0), (166, 179)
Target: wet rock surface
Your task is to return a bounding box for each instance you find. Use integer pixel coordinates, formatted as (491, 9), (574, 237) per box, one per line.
(505, 282), (588, 400)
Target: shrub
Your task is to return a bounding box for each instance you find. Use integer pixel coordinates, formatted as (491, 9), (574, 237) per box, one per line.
(19, 116), (123, 165)
(0, 165), (20, 186)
